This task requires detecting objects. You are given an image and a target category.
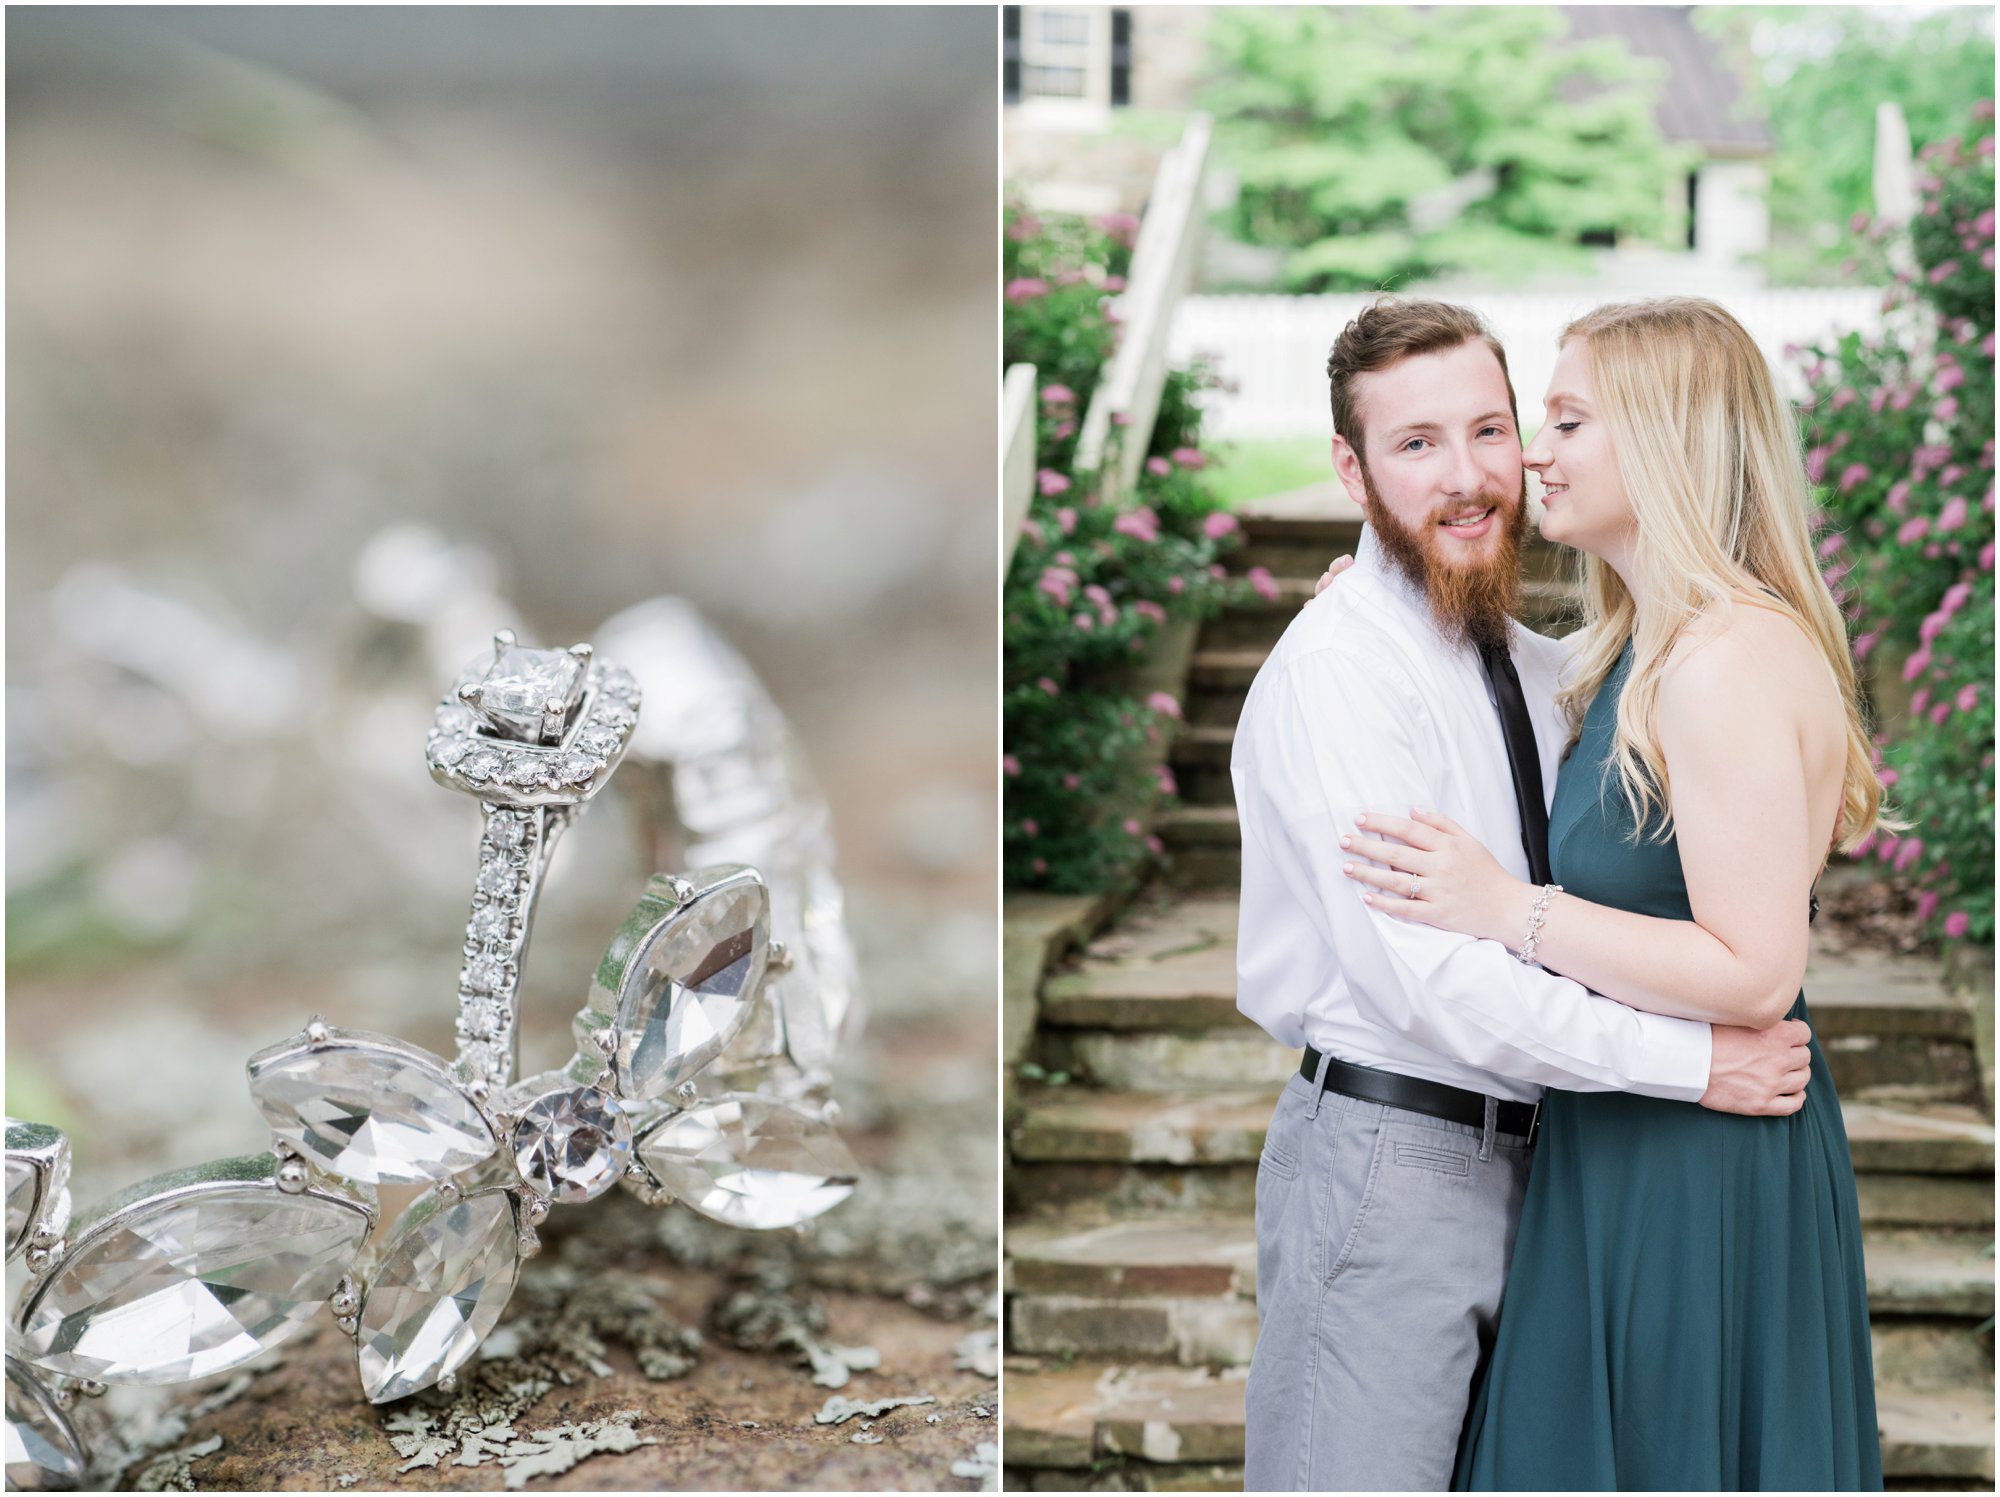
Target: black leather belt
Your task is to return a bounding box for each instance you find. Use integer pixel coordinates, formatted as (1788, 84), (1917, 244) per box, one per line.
(1300, 1046), (1540, 1145)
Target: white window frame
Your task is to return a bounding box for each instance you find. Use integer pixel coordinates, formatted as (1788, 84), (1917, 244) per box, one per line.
(1014, 5), (1113, 129)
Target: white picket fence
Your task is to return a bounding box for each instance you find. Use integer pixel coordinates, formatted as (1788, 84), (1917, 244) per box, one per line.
(1168, 288), (1890, 441)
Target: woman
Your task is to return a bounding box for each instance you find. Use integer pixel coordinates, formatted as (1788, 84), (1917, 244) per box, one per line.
(1330, 297), (1885, 1489)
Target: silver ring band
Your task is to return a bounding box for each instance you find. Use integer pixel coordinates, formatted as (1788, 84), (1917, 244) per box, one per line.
(6, 603), (861, 1465)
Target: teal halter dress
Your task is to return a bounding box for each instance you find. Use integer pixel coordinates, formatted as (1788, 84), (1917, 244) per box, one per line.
(1455, 646), (1882, 1491)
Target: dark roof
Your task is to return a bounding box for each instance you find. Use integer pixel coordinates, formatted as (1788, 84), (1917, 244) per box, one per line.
(1561, 7), (1772, 154)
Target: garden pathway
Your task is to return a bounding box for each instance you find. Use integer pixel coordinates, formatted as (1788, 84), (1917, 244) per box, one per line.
(1004, 488), (1995, 1491)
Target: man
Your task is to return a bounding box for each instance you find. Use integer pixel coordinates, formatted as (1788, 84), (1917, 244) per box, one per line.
(1231, 298), (1813, 1492)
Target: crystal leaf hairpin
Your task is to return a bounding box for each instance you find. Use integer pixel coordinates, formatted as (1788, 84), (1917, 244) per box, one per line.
(7, 625), (860, 1464)
(240, 864), (858, 1402)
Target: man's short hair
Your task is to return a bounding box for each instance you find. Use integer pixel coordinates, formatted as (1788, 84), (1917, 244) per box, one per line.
(1326, 298), (1519, 462)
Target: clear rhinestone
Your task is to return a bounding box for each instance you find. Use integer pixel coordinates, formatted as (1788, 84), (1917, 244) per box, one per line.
(432, 738), (470, 768)
(613, 877), (768, 1100)
(635, 1096), (857, 1230)
(476, 863), (516, 900)
(459, 999), (505, 1041)
(458, 1041), (505, 1082)
(502, 755), (545, 787)
(435, 705), (476, 736)
(577, 727), (620, 756)
(465, 955), (508, 995)
(511, 1089), (631, 1204)
(357, 1190), (519, 1403)
(5, 1358), (85, 1492)
(591, 703), (635, 731)
(460, 749), (502, 782)
(556, 752), (598, 784)
(470, 904), (511, 942)
(17, 1163), (369, 1383)
(248, 1033), (497, 1186)
(6, 1158), (35, 1259)
(486, 815), (529, 850)
(468, 647), (583, 741)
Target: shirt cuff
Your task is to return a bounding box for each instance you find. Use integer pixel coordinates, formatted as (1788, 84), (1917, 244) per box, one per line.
(1626, 1011), (1714, 1103)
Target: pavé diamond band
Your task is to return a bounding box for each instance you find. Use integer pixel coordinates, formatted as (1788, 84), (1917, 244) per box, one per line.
(4, 604), (862, 1489)
(425, 630), (644, 1088)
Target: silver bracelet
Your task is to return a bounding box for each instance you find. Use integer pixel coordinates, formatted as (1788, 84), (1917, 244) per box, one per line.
(5, 603), (861, 1485)
(1516, 883), (1563, 967)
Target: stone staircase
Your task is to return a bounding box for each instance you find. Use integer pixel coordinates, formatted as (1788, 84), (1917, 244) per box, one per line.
(1005, 491), (1996, 1491)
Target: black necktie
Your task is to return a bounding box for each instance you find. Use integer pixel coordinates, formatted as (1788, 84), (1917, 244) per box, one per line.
(1479, 640), (1554, 887)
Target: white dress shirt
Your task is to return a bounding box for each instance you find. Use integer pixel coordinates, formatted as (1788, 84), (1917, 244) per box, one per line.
(1231, 526), (1712, 1103)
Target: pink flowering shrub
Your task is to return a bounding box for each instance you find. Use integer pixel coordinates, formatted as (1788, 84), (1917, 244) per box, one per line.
(1004, 201), (1248, 890)
(1797, 106), (1994, 944)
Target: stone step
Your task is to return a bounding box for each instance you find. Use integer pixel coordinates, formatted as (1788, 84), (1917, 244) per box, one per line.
(1008, 1215), (1257, 1300)
(1165, 846), (1242, 891)
(1007, 1218), (1988, 1343)
(1237, 506), (1365, 549)
(1050, 1023), (1974, 1102)
(1200, 574), (1579, 653)
(1014, 1087), (1275, 1166)
(1873, 1317), (1993, 1394)
(1877, 1229), (1991, 1319)
(1015, 1086), (1993, 1174)
(1878, 1384), (1997, 1485)
(1166, 725), (1235, 772)
(1005, 1284), (1992, 1375)
(1001, 1360), (1993, 1484)
(1856, 1173), (1994, 1232)
(1157, 799), (1238, 889)
(1042, 1027), (1293, 1092)
(1008, 1291), (1261, 1366)
(1231, 541), (1361, 579)
(1014, 1085), (1993, 1180)
(1041, 895), (1974, 1050)
(1009, 1159), (1258, 1221)
(1045, 903), (1971, 1026)
(1186, 649), (1267, 694)
(1157, 802), (1238, 844)
(1043, 917), (1971, 1029)
(1012, 1132), (1991, 1232)
(1007, 1146), (1996, 1230)
(1001, 1361), (1248, 1472)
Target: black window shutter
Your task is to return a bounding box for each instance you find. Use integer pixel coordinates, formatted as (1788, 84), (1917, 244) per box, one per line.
(1110, 9), (1132, 107)
(1003, 6), (1021, 105)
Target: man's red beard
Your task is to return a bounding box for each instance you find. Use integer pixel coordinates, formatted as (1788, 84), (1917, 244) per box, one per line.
(1361, 470), (1529, 653)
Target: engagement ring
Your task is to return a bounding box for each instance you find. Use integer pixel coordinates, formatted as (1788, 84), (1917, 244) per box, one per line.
(5, 608), (861, 1486)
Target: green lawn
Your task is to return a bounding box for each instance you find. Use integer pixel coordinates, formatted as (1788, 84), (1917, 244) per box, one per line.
(1206, 436), (1332, 508)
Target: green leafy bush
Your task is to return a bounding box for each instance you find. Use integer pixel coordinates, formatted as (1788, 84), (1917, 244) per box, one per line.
(1201, 7), (1683, 291)
(1003, 203), (1250, 891)
(1797, 105), (1995, 944)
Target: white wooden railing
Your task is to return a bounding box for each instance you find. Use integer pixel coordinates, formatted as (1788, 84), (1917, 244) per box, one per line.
(1168, 287), (1890, 441)
(1002, 362), (1040, 561)
(1075, 112), (1214, 501)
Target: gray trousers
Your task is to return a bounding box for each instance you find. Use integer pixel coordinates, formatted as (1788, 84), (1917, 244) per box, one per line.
(1243, 1069), (1534, 1492)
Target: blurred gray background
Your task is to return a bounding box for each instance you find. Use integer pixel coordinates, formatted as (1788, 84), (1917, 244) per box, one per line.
(8, 1), (995, 1169)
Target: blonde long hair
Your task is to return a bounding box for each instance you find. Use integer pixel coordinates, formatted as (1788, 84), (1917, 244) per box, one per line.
(1553, 297), (1886, 852)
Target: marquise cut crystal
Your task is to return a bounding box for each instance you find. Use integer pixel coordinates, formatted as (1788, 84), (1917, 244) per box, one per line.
(248, 1034), (496, 1186)
(357, 1189), (519, 1403)
(635, 1095), (857, 1230)
(4, 1358), (84, 1493)
(614, 878), (769, 1099)
(18, 1163), (370, 1384)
